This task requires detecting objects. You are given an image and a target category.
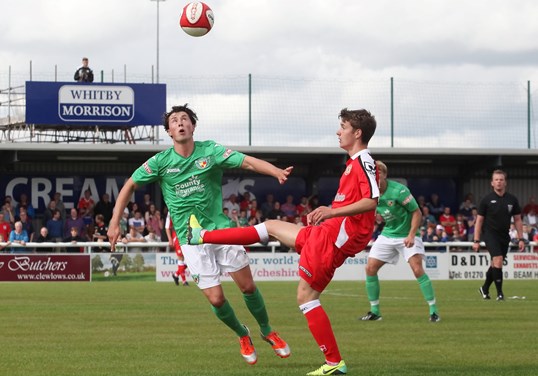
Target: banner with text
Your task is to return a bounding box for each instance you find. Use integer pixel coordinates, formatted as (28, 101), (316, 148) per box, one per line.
(25, 81), (166, 126)
(0, 254), (90, 282)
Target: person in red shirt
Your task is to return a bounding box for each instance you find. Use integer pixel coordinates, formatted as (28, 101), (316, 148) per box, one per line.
(439, 206), (456, 236)
(187, 108), (379, 376)
(0, 212), (11, 242)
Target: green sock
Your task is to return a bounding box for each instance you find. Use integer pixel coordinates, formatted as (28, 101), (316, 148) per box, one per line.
(211, 300), (248, 337)
(365, 275), (381, 315)
(417, 273), (437, 315)
(243, 288), (272, 336)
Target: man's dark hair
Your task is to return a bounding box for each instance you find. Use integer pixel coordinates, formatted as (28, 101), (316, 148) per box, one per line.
(339, 108), (376, 144)
(163, 104), (198, 131)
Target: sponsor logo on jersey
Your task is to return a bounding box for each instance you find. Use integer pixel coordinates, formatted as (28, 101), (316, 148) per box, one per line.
(402, 194), (413, 205)
(166, 168), (181, 174)
(175, 175), (205, 198)
(143, 161), (152, 174)
(195, 157), (210, 169)
(334, 193), (345, 202)
(223, 148), (233, 158)
(344, 165), (352, 175)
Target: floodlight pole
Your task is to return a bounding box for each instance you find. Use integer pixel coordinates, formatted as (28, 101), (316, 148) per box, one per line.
(151, 0), (166, 83)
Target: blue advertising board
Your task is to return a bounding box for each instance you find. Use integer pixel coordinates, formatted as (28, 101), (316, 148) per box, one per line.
(25, 81), (166, 126)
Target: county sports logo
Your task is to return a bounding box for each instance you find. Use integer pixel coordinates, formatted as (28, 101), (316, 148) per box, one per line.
(344, 165), (352, 175)
(195, 157), (210, 169)
(425, 255), (437, 269)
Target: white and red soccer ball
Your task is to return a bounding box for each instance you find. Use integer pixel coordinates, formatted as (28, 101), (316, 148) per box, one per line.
(179, 2), (214, 37)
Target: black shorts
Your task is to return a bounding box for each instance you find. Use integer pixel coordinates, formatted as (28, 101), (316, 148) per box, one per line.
(484, 233), (510, 259)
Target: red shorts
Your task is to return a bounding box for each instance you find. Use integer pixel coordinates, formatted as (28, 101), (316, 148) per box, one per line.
(295, 225), (347, 292)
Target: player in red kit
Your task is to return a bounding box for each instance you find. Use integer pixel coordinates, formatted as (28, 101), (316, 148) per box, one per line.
(188, 108), (379, 375)
(165, 212), (189, 286)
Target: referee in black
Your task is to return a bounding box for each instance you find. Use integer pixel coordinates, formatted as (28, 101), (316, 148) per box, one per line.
(472, 169), (526, 301)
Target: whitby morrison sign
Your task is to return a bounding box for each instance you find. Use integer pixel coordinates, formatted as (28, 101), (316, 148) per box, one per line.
(25, 81), (166, 126)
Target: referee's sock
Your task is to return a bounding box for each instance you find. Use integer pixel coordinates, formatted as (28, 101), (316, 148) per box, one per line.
(492, 267), (504, 295)
(483, 266), (494, 292)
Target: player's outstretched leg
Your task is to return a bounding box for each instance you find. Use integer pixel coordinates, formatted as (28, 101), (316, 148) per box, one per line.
(417, 274), (440, 322)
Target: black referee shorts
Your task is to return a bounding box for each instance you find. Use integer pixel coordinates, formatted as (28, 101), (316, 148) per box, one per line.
(484, 233), (510, 259)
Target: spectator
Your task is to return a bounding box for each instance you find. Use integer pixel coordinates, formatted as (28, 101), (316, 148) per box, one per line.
(260, 193), (275, 218)
(18, 209), (35, 242)
(523, 208), (537, 228)
(43, 198), (58, 226)
(78, 189), (95, 227)
(122, 226), (146, 252)
(9, 221), (29, 253)
(223, 194), (240, 218)
(426, 193), (444, 218)
(0, 212), (11, 242)
(238, 209), (249, 227)
(64, 208), (86, 239)
(459, 194), (476, 219)
(46, 209), (64, 242)
(35, 227), (54, 253)
(53, 192), (66, 221)
(138, 193), (153, 215)
(74, 57), (94, 82)
(416, 195), (427, 211)
(128, 210), (146, 234)
(119, 208), (130, 237)
(455, 213), (468, 238)
(145, 204), (163, 235)
(63, 227), (86, 253)
(466, 208), (478, 241)
(281, 194), (297, 221)
(92, 214), (109, 252)
(15, 193), (35, 219)
(248, 199), (259, 219)
(144, 227), (162, 252)
(422, 226), (437, 242)
(239, 192), (252, 212)
(0, 234), (9, 252)
(439, 206), (456, 236)
(228, 209), (241, 228)
(267, 201), (285, 220)
(1, 196), (15, 224)
(94, 193), (114, 225)
(508, 223), (518, 243)
(421, 206), (437, 229)
(522, 196), (538, 216)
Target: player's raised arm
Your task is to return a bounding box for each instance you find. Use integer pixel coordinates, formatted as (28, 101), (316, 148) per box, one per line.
(108, 178), (138, 252)
(241, 155), (293, 184)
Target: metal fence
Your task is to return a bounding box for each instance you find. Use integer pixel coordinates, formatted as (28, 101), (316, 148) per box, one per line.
(1, 65), (536, 148)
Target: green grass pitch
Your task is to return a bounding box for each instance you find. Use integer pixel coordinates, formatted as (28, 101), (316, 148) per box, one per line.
(0, 280), (536, 376)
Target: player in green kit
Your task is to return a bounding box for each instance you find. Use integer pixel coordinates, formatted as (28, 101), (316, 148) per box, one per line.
(360, 161), (440, 322)
(108, 104), (292, 365)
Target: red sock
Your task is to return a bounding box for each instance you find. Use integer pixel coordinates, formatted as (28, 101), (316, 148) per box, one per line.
(304, 306), (341, 363)
(203, 226), (261, 245)
(176, 265), (187, 282)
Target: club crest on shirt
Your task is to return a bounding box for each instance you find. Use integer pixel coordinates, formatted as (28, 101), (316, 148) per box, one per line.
(507, 204), (513, 212)
(344, 165), (352, 175)
(191, 274), (200, 285)
(387, 200), (394, 206)
(195, 157), (210, 169)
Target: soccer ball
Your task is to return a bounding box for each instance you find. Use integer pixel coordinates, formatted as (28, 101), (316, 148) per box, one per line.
(179, 2), (214, 37)
(104, 271), (110, 278)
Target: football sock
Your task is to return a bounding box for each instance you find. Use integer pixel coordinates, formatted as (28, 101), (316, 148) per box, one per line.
(365, 275), (381, 315)
(243, 288), (272, 336)
(483, 266), (493, 292)
(417, 273), (437, 314)
(176, 264), (187, 282)
(202, 225), (264, 245)
(211, 300), (248, 337)
(300, 300), (342, 364)
(492, 267), (503, 294)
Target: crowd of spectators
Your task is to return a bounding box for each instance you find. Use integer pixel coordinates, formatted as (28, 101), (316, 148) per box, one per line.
(2, 190), (538, 254)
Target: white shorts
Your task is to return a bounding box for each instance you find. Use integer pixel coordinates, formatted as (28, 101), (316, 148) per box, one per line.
(368, 235), (425, 265)
(181, 243), (250, 289)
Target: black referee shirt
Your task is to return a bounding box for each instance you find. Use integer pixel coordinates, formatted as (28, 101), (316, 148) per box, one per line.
(477, 191), (522, 237)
